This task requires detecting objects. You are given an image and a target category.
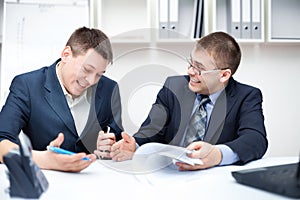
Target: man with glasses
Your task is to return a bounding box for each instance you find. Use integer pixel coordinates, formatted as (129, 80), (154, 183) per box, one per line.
(97, 31), (268, 170)
(0, 27), (123, 172)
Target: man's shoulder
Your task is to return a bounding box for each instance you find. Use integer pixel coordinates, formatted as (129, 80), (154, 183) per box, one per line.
(12, 67), (50, 84)
(231, 78), (261, 91)
(99, 75), (117, 85)
(96, 76), (119, 93)
(13, 60), (58, 81)
(161, 75), (191, 97)
(228, 78), (262, 97)
(165, 75), (189, 84)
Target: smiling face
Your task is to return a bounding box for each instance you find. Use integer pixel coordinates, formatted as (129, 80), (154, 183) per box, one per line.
(59, 46), (109, 98)
(187, 46), (231, 95)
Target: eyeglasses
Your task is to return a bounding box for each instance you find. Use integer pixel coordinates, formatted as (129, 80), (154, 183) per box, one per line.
(186, 57), (228, 76)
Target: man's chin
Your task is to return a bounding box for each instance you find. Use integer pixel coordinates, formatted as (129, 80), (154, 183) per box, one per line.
(188, 83), (200, 93)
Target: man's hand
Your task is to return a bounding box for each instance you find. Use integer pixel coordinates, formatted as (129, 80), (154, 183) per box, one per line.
(0, 140), (19, 163)
(175, 141), (222, 171)
(94, 130), (116, 159)
(110, 132), (136, 161)
(33, 133), (96, 172)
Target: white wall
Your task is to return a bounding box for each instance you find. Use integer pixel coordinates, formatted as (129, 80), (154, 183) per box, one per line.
(237, 43), (300, 157)
(106, 42), (300, 157)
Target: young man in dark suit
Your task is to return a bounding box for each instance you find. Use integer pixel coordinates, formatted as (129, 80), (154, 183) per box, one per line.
(97, 32), (268, 171)
(0, 27), (123, 172)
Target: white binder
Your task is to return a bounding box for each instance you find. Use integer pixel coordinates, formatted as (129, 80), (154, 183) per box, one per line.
(231, 0), (241, 38)
(159, 0), (169, 38)
(241, 0), (251, 39)
(169, 0), (179, 38)
(251, 0), (261, 39)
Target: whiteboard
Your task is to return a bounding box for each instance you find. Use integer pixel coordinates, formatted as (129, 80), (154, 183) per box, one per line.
(0, 0), (90, 104)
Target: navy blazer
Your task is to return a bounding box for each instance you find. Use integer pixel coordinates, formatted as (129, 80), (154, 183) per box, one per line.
(134, 75), (268, 164)
(0, 59), (123, 153)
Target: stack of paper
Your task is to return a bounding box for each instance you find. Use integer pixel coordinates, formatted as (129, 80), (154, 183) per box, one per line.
(134, 142), (203, 166)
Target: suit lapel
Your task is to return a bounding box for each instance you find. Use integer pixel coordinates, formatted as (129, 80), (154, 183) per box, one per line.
(43, 61), (77, 135)
(170, 79), (196, 146)
(93, 80), (105, 117)
(80, 85), (99, 137)
(204, 78), (237, 144)
(79, 84), (102, 153)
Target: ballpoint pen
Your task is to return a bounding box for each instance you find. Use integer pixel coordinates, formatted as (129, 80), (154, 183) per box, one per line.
(47, 146), (90, 161)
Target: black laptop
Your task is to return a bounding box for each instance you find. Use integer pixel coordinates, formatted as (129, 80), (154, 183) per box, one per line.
(232, 158), (300, 198)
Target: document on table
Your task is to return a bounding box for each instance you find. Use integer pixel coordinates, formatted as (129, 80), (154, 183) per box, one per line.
(98, 143), (203, 174)
(135, 142), (203, 166)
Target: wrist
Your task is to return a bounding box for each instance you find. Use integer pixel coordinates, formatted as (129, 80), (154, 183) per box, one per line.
(213, 146), (222, 166)
(32, 150), (50, 170)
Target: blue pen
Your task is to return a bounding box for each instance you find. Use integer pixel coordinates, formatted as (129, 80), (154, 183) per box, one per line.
(47, 146), (90, 161)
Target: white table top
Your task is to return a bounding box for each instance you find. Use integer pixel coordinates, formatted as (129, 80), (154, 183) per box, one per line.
(0, 156), (298, 200)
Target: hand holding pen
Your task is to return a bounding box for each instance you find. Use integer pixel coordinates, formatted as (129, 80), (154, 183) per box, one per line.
(47, 146), (90, 161)
(94, 126), (116, 159)
(44, 133), (96, 172)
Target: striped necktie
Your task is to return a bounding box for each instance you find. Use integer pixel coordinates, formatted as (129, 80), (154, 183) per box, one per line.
(184, 95), (210, 147)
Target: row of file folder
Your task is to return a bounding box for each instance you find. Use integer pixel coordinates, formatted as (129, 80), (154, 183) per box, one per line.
(158, 0), (204, 39)
(158, 0), (262, 40)
(230, 0), (262, 39)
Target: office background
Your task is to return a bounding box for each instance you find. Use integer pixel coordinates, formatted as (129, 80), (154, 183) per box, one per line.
(0, 0), (299, 158)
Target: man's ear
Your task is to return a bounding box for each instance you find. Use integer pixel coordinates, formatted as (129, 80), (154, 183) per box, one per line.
(60, 46), (73, 62)
(220, 69), (232, 83)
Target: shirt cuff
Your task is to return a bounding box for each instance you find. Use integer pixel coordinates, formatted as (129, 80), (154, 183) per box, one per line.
(216, 144), (240, 166)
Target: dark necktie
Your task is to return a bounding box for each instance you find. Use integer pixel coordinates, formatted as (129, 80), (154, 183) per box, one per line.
(184, 95), (210, 147)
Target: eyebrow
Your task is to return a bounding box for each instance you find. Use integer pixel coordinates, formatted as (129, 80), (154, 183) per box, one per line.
(190, 53), (202, 65)
(193, 60), (203, 66)
(85, 64), (96, 70)
(85, 64), (106, 75)
(190, 57), (205, 69)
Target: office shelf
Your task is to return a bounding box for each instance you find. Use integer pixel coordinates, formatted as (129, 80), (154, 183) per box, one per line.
(155, 0), (209, 42)
(96, 0), (209, 44)
(96, 0), (151, 43)
(267, 0), (300, 43)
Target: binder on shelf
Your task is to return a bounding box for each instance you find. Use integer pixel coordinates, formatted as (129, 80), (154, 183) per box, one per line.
(159, 0), (169, 38)
(241, 0), (251, 39)
(230, 0), (241, 39)
(169, 0), (179, 38)
(251, 0), (261, 39)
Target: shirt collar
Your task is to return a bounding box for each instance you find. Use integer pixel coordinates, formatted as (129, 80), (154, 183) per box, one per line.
(197, 89), (224, 105)
(208, 89), (224, 105)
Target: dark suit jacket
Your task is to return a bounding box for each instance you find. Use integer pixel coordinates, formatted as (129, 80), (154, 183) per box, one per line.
(0, 59), (123, 154)
(134, 75), (268, 164)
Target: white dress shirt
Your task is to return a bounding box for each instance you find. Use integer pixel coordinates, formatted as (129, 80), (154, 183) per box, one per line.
(56, 63), (91, 136)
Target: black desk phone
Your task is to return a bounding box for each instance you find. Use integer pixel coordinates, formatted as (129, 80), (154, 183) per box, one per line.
(3, 133), (49, 198)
